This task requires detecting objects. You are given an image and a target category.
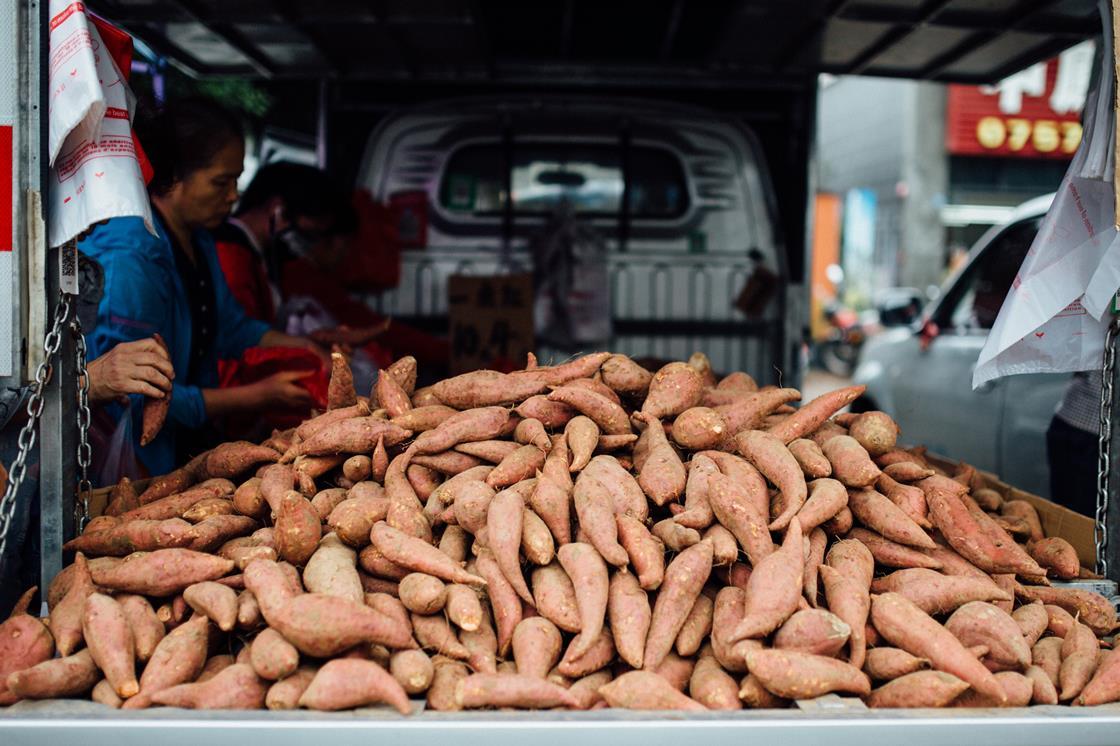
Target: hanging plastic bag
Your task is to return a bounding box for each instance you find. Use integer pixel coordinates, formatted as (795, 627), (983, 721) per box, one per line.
(47, 0), (153, 247)
(973, 0), (1120, 388)
(90, 400), (144, 487)
(531, 202), (612, 350)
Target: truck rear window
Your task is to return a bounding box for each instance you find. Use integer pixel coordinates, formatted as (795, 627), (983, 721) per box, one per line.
(439, 143), (688, 219)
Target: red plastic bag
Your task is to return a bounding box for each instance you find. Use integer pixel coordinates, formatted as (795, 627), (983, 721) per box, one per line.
(219, 347), (328, 432)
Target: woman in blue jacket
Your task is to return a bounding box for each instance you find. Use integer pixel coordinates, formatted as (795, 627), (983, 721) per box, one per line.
(81, 98), (325, 476)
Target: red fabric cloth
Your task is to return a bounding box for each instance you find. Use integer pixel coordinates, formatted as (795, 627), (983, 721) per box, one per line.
(215, 235), (275, 324)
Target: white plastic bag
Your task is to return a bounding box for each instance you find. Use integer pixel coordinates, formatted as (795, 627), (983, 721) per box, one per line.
(46, 0), (153, 248)
(973, 0), (1120, 388)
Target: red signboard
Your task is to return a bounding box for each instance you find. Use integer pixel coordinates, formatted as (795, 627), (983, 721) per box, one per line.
(946, 58), (1082, 159)
(0, 125), (11, 252)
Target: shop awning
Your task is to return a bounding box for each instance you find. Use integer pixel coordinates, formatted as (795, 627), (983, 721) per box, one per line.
(85, 0), (1100, 86)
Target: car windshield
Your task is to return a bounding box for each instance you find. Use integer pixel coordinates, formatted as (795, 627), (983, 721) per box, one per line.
(945, 218), (1041, 331)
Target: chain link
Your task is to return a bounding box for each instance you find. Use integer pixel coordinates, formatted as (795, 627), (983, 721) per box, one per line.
(73, 315), (93, 532)
(0, 292), (74, 567)
(1096, 316), (1120, 576)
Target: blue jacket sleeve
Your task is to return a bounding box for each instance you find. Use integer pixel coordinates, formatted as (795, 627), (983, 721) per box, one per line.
(84, 226), (209, 430)
(206, 243), (269, 359)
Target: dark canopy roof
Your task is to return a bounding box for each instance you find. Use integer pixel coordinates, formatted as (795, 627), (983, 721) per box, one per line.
(88, 0), (1100, 86)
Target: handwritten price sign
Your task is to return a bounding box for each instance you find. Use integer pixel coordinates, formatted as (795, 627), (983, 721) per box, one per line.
(448, 273), (535, 375)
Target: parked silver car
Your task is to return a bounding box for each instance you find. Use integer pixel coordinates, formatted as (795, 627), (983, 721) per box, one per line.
(853, 194), (1068, 498)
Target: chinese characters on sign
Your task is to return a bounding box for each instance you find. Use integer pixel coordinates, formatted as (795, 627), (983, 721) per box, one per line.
(448, 274), (535, 375)
(946, 42), (1092, 159)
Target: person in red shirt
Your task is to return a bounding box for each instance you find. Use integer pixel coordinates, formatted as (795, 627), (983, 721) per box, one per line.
(214, 162), (336, 324)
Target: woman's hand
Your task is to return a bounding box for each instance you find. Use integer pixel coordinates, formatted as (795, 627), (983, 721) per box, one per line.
(248, 370), (314, 411)
(87, 337), (175, 404)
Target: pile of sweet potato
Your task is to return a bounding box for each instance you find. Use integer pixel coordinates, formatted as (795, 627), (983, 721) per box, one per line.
(3, 350), (1118, 713)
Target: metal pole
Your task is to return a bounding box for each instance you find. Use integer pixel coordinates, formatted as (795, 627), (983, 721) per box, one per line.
(38, 248), (76, 597)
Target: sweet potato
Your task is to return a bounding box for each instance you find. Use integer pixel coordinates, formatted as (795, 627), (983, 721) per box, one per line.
(426, 657), (469, 711)
(444, 583), (483, 633)
(341, 456), (372, 484)
(1011, 602), (1049, 648)
(295, 418), (412, 459)
(1059, 621), (1099, 701)
(205, 442), (279, 478)
(250, 627), (300, 681)
(92, 679), (123, 708)
(645, 540), (713, 669)
(870, 568), (1010, 615)
(139, 463), (199, 505)
(513, 417), (552, 452)
(608, 570), (652, 668)
(767, 386), (865, 444)
(671, 407), (728, 451)
(598, 669), (705, 711)
(566, 416), (600, 472)
(270, 592), (414, 657)
(876, 474), (930, 529)
(613, 514), (664, 591)
(475, 549), (521, 657)
(1033, 636), (1063, 689)
(520, 507), (555, 566)
(487, 445), (547, 490)
(864, 647), (929, 681)
(638, 362), (705, 420)
(515, 396), (577, 429)
(652, 518), (700, 552)
(567, 670), (612, 710)
(302, 533), (364, 603)
(123, 478), (235, 521)
(572, 472), (630, 567)
(1078, 648), (1120, 705)
(82, 593), (138, 698)
(188, 514), (259, 555)
(583, 455), (648, 521)
(675, 593), (715, 658)
(554, 543), (609, 662)
(686, 653), (741, 710)
(457, 672), (578, 709)
(706, 471), (773, 565)
(416, 407), (511, 455)
(327, 494), (389, 548)
(709, 587), (748, 673)
(772, 609), (850, 658)
(731, 517), (803, 641)
(238, 590), (262, 630)
(1015, 584), (1117, 637)
(788, 438), (832, 478)
(867, 670), (968, 708)
(600, 354), (653, 398)
(486, 485), (534, 603)
(232, 477), (267, 520)
(532, 563), (582, 634)
(89, 548), (234, 597)
(673, 454), (717, 530)
(6, 648), (99, 700)
(735, 431), (807, 531)
(325, 350), (358, 410)
(105, 476), (141, 516)
(370, 522), (486, 586)
(847, 411), (900, 457)
(265, 666), (317, 710)
(182, 497), (236, 523)
(413, 612), (470, 660)
(549, 385), (631, 435)
(49, 552), (95, 656)
(183, 581), (238, 632)
(197, 654), (235, 683)
(954, 670), (1033, 708)
(653, 650), (695, 691)
(272, 492), (321, 566)
(793, 478), (847, 532)
(399, 573), (448, 615)
(822, 435), (881, 488)
(512, 617), (563, 679)
(869, 592), (1006, 704)
(375, 367), (412, 419)
(882, 462), (934, 483)
(1026, 537), (1079, 579)
(744, 648), (870, 699)
(117, 593), (164, 663)
(298, 658), (408, 713)
(1001, 499), (1044, 542)
(1023, 664), (1060, 705)
(944, 601), (1030, 670)
(847, 528), (942, 570)
(391, 405), (458, 433)
(633, 412), (686, 506)
(384, 355), (417, 396)
(385, 649), (432, 695)
(703, 524), (738, 567)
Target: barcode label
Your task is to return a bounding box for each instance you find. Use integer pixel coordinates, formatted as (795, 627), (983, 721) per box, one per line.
(59, 239), (78, 295)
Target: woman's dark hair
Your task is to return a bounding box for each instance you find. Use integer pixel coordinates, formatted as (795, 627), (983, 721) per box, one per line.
(136, 97), (244, 196)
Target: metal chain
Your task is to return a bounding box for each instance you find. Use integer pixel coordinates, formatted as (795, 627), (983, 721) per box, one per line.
(1096, 316), (1120, 576)
(0, 292), (74, 566)
(73, 315), (92, 532)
